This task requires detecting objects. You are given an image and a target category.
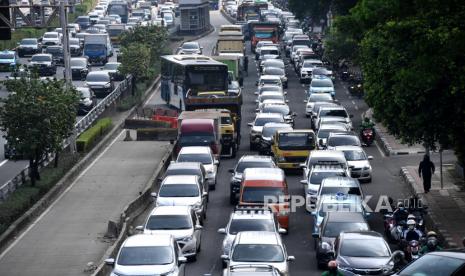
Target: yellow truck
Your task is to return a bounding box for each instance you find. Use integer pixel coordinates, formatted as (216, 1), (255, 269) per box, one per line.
(272, 129), (317, 169)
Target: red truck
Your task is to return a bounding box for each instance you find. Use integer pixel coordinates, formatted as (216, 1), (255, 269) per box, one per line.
(250, 22), (280, 53)
(176, 112), (222, 159)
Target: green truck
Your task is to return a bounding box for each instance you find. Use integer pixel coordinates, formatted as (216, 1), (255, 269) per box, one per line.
(212, 55), (244, 87)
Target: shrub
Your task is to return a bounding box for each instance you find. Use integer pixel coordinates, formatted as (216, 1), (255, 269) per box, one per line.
(76, 118), (112, 152)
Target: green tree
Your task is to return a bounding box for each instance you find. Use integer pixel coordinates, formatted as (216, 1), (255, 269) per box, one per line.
(0, 78), (79, 186)
(289, 0), (331, 23)
(119, 25), (168, 65)
(119, 43), (151, 81)
(331, 0), (465, 161)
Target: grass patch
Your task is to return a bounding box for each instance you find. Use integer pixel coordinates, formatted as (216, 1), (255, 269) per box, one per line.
(0, 151), (79, 236)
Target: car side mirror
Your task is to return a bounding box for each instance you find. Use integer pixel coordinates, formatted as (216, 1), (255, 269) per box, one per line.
(202, 191), (208, 197)
(287, 256), (295, 262)
(150, 192), (157, 198)
(368, 156), (373, 160)
(248, 122), (253, 126)
(300, 163), (306, 169)
(300, 179), (307, 185)
(104, 258), (115, 266)
(217, 228), (226, 234)
(228, 168), (234, 173)
(214, 160), (219, 165)
(195, 224), (203, 230)
(350, 114), (354, 118)
(278, 228), (287, 234)
(285, 100), (289, 103)
(284, 91), (288, 95)
(312, 232), (319, 238)
(27, 59), (31, 62)
(178, 256), (187, 263)
(220, 255), (229, 260)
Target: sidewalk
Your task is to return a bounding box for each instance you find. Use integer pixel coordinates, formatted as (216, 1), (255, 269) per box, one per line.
(364, 108), (425, 156)
(401, 165), (465, 248)
(0, 130), (170, 276)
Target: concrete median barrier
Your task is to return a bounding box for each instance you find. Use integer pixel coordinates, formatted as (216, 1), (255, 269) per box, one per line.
(124, 118), (171, 129)
(136, 128), (178, 141)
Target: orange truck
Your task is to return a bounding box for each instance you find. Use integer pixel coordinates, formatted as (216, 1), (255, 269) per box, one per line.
(250, 22), (280, 53)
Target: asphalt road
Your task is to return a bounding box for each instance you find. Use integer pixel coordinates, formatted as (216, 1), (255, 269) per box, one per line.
(132, 10), (457, 276)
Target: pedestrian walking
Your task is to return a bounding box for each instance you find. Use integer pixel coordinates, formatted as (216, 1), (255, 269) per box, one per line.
(418, 154), (435, 193)
(243, 56), (248, 77)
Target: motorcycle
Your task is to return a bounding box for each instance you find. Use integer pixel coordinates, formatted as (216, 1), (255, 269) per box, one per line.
(405, 240), (421, 262)
(361, 128), (375, 146)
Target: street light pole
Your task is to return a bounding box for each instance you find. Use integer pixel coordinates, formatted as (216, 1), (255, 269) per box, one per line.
(60, 0), (71, 86)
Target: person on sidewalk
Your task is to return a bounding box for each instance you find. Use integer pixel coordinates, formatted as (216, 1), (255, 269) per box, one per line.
(418, 154), (435, 193)
(322, 260), (343, 276)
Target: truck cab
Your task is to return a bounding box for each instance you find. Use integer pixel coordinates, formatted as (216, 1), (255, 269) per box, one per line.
(272, 129), (316, 169)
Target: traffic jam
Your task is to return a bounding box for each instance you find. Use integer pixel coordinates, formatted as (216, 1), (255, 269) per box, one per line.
(79, 1), (446, 276)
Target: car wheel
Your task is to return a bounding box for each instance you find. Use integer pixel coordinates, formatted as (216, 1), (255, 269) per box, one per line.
(229, 192), (237, 205)
(197, 240), (201, 252)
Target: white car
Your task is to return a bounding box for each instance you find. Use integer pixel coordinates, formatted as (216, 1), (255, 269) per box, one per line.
(308, 75), (335, 98)
(256, 75), (283, 88)
(300, 59), (324, 83)
(304, 93), (335, 117)
(290, 45), (309, 64)
(105, 234), (186, 276)
(218, 206), (286, 258)
(136, 206), (202, 260)
(94, 5), (106, 16)
(334, 146), (373, 182)
(41, 31), (61, 47)
(176, 146), (219, 190)
(163, 12), (174, 26)
(153, 175), (208, 220)
(222, 231), (295, 276)
(248, 113), (285, 150)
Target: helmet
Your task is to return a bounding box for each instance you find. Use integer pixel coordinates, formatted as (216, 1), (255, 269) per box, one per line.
(427, 231), (438, 238)
(427, 237), (438, 249)
(407, 219), (416, 230)
(364, 117), (370, 123)
(328, 260), (337, 269)
(407, 214), (416, 220)
(397, 202), (405, 211)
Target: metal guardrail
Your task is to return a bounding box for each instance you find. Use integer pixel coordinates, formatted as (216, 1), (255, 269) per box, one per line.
(0, 75), (133, 202)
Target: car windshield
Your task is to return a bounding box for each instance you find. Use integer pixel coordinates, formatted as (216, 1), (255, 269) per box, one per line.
(159, 184), (199, 197)
(310, 171), (346, 184)
(76, 17), (89, 23)
(236, 161), (274, 173)
(86, 73), (109, 82)
(398, 254), (465, 276)
(343, 150), (366, 161)
(323, 222), (369, 237)
(183, 43), (199, 50)
(318, 129), (344, 139)
(241, 187), (286, 203)
(177, 153), (212, 165)
(263, 61), (283, 69)
(0, 54), (14, 59)
(320, 186), (361, 196)
(312, 80), (333, 88)
(31, 55), (51, 62)
(104, 63), (119, 70)
(85, 44), (105, 50)
(46, 47), (62, 54)
(229, 219), (275, 234)
(259, 86), (281, 93)
(309, 94), (333, 102)
(264, 68), (284, 75)
(260, 49), (279, 55)
(262, 104), (289, 114)
(340, 239), (390, 257)
(44, 33), (57, 38)
(318, 203), (363, 217)
(262, 125), (291, 138)
(255, 117), (283, 126)
(21, 39), (36, 45)
(221, 116), (232, 124)
(179, 133), (215, 147)
(320, 109), (348, 118)
(117, 246), (173, 265)
(232, 244), (284, 262)
(278, 132), (315, 150)
(69, 39), (79, 45)
(146, 215), (192, 230)
(261, 94), (284, 102)
(166, 168), (200, 178)
(328, 136), (361, 147)
(71, 59), (86, 67)
(79, 89), (91, 98)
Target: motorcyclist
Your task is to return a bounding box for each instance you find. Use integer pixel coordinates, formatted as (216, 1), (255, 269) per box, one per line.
(393, 202), (409, 225)
(402, 219), (423, 242)
(391, 251), (409, 272)
(360, 117), (375, 131)
(322, 260), (343, 276)
(420, 231), (443, 254)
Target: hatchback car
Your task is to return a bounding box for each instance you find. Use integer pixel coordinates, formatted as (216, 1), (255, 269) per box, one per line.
(218, 206), (286, 257)
(304, 93), (336, 117)
(77, 87), (96, 115)
(136, 206), (202, 260)
(222, 231), (295, 276)
(105, 234), (186, 276)
(153, 175), (208, 220)
(335, 146), (373, 182)
(334, 231), (392, 276)
(248, 113), (285, 150)
(176, 146), (219, 190)
(256, 92), (287, 108)
(228, 155), (276, 204)
(85, 71), (114, 97)
(313, 212), (370, 269)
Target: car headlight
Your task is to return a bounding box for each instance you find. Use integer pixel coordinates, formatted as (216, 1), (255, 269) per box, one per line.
(282, 76), (287, 81)
(207, 171), (215, 178)
(83, 98), (92, 106)
(191, 202), (201, 210)
(320, 241), (331, 251)
(363, 165), (371, 170)
(104, 83), (111, 88)
(181, 236), (193, 242)
(278, 156), (286, 162)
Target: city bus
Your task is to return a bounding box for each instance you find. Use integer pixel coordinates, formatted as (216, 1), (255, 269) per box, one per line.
(160, 55), (229, 110)
(237, 0), (268, 22)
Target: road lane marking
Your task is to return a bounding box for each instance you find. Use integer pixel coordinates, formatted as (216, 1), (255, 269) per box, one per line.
(0, 129), (126, 261)
(143, 82), (161, 107)
(374, 140), (386, 158)
(354, 105), (359, 110)
(351, 100), (356, 105)
(0, 159), (8, 167)
(345, 91), (349, 95)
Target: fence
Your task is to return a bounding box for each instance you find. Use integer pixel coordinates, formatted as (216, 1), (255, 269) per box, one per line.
(0, 75), (133, 202)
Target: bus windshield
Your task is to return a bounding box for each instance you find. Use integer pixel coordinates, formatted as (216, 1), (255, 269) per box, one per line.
(187, 66), (227, 92)
(278, 132), (315, 150)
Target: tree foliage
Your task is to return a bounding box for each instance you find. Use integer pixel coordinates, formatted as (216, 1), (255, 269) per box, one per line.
(0, 78), (79, 185)
(120, 25), (168, 65)
(331, 0), (465, 162)
(289, 0), (331, 23)
(119, 43), (151, 81)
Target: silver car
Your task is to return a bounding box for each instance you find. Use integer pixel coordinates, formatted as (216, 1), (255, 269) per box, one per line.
(222, 231), (295, 276)
(176, 146), (219, 190)
(136, 206), (202, 260)
(335, 146), (373, 183)
(105, 234), (186, 276)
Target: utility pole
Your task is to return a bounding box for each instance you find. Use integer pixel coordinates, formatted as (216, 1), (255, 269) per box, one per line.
(60, 0), (71, 86)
